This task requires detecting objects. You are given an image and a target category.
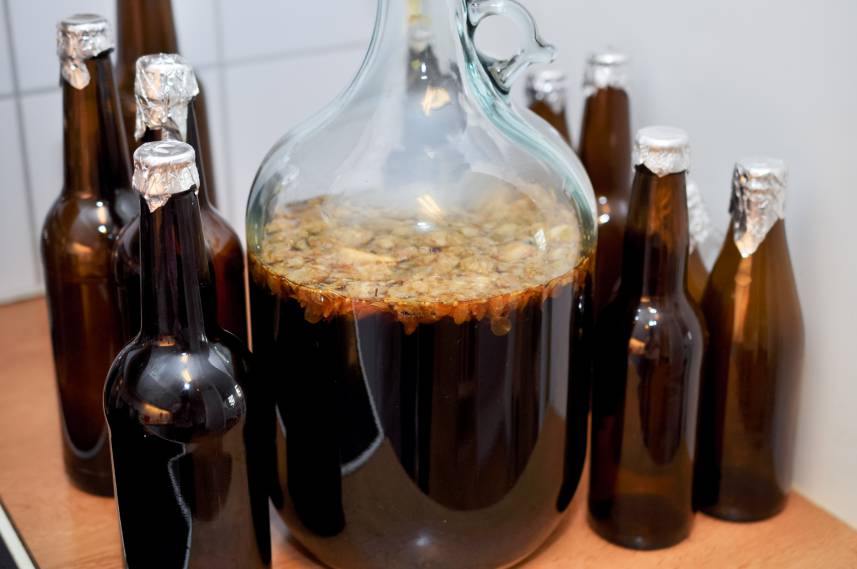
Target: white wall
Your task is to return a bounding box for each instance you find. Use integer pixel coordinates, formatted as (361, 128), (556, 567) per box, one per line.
(0, 0), (854, 528)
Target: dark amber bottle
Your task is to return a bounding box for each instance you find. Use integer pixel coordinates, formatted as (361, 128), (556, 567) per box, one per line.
(686, 179), (713, 304)
(105, 141), (270, 568)
(525, 69), (572, 145)
(694, 159), (804, 521)
(114, 54), (246, 343)
(41, 15), (136, 496)
(578, 51), (632, 318)
(115, 0), (219, 206)
(589, 127), (704, 550)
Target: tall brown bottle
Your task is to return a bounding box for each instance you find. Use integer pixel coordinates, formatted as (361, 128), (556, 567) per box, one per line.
(694, 159), (804, 521)
(115, 0), (219, 206)
(525, 69), (572, 145)
(114, 54), (246, 343)
(41, 15), (136, 496)
(686, 179), (713, 304)
(589, 127), (704, 549)
(106, 140), (271, 568)
(578, 51), (632, 319)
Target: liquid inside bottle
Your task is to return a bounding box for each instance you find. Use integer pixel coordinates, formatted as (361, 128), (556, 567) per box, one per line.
(526, 69), (572, 146)
(589, 127), (703, 550)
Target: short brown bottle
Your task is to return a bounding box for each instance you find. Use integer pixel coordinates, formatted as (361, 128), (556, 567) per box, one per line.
(114, 54), (246, 344)
(578, 51), (632, 319)
(525, 69), (572, 145)
(115, 0), (219, 206)
(41, 15), (137, 496)
(589, 127), (704, 550)
(106, 141), (271, 568)
(694, 159), (804, 521)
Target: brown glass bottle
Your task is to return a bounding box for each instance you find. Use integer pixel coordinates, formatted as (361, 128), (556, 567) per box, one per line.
(578, 51), (632, 319)
(114, 55), (246, 343)
(106, 141), (270, 568)
(115, 0), (219, 206)
(41, 15), (136, 496)
(589, 127), (703, 550)
(526, 69), (572, 145)
(694, 159), (804, 521)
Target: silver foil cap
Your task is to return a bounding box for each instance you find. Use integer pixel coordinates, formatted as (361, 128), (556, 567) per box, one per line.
(526, 69), (569, 115)
(730, 158), (787, 257)
(132, 140), (200, 212)
(686, 179), (712, 254)
(134, 53), (200, 142)
(584, 50), (628, 93)
(634, 126), (690, 177)
(56, 14), (114, 89)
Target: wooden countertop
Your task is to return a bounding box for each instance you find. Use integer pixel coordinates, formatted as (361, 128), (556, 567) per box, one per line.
(1, 297), (856, 568)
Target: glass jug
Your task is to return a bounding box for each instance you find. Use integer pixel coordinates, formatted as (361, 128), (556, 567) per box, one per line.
(247, 1), (596, 567)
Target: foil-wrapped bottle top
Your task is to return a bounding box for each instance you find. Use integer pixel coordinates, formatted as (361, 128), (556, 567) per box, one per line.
(730, 158), (787, 258)
(525, 69), (569, 114)
(584, 50), (628, 92)
(134, 53), (200, 142)
(634, 126), (690, 177)
(56, 14), (114, 90)
(132, 140), (200, 213)
(686, 179), (712, 254)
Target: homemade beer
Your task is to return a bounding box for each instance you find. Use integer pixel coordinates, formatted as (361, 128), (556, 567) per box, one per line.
(526, 69), (572, 145)
(105, 141), (270, 568)
(578, 51), (632, 318)
(694, 159), (804, 521)
(589, 127), (704, 549)
(115, 0), (219, 206)
(41, 14), (136, 496)
(114, 54), (246, 342)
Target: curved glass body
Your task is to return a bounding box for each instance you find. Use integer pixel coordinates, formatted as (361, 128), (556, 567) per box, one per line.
(246, 1), (595, 567)
(589, 166), (703, 550)
(41, 53), (136, 496)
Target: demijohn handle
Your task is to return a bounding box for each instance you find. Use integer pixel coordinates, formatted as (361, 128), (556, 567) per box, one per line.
(467, 0), (556, 93)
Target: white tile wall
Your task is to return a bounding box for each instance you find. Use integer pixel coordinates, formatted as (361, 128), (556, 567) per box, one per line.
(172, 0), (218, 68)
(7, 0), (114, 92)
(0, 3), (14, 95)
(20, 89), (62, 246)
(0, 100), (39, 299)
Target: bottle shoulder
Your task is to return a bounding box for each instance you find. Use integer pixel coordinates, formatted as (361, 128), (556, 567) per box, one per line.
(42, 195), (128, 273)
(105, 340), (251, 442)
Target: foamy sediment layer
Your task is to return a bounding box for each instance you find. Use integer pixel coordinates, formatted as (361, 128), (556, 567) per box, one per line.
(251, 192), (588, 334)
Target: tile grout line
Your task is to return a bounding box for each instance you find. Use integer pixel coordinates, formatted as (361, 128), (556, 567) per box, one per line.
(211, 0), (237, 227)
(1, 0), (43, 291)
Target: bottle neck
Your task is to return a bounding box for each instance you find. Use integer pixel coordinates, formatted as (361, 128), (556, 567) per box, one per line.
(139, 190), (213, 348)
(138, 103), (212, 209)
(62, 54), (131, 198)
(578, 87), (631, 198)
(116, 0), (178, 76)
(621, 166), (690, 297)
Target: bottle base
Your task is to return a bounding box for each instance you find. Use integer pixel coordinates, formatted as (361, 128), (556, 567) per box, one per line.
(697, 467), (787, 522)
(65, 464), (114, 497)
(588, 493), (691, 550)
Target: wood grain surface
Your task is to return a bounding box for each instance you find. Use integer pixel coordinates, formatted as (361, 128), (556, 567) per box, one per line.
(1, 298), (856, 568)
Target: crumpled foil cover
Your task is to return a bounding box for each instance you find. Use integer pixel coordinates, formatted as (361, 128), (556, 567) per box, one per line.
(56, 14), (113, 90)
(583, 51), (628, 94)
(686, 179), (712, 254)
(526, 69), (568, 115)
(132, 140), (199, 212)
(730, 159), (787, 258)
(134, 53), (200, 142)
(633, 126), (690, 177)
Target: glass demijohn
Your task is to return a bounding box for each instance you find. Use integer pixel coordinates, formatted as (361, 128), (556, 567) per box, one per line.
(246, 1), (596, 567)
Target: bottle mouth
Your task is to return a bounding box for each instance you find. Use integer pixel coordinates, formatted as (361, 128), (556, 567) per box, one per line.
(584, 49), (629, 91)
(633, 126), (691, 177)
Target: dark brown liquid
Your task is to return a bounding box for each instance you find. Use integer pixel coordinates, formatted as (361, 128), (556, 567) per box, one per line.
(116, 0), (219, 207)
(579, 87), (632, 319)
(106, 189), (271, 568)
(114, 106), (246, 343)
(589, 167), (703, 550)
(41, 54), (136, 496)
(249, 255), (592, 568)
(528, 100), (572, 146)
(694, 221), (804, 521)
